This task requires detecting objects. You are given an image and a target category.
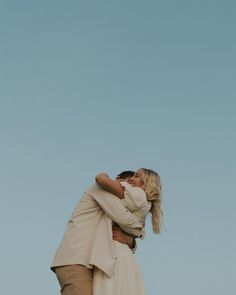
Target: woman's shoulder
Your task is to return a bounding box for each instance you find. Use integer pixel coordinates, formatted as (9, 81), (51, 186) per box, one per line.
(120, 181), (148, 210)
(120, 181), (146, 196)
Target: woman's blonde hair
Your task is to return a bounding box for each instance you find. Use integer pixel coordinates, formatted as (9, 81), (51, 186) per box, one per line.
(140, 168), (163, 234)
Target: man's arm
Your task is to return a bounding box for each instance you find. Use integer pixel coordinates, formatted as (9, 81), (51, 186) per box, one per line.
(112, 226), (137, 252)
(90, 185), (144, 238)
(95, 174), (138, 248)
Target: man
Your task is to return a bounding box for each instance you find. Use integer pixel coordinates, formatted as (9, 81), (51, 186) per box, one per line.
(51, 171), (141, 295)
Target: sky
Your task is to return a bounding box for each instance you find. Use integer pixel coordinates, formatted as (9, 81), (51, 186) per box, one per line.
(1, 0), (235, 294)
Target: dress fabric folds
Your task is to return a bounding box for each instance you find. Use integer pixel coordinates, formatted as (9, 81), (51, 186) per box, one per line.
(93, 241), (145, 295)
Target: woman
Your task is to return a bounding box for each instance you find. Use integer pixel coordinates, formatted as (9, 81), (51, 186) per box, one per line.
(93, 168), (163, 295)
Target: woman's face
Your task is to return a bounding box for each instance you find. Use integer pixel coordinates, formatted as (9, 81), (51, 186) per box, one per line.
(129, 169), (144, 188)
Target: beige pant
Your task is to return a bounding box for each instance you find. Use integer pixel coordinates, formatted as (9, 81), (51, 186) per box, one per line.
(55, 265), (93, 295)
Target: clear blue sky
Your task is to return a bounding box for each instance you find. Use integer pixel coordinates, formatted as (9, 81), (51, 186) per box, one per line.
(1, 1), (235, 294)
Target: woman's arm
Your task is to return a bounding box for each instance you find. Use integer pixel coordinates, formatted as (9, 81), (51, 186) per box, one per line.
(95, 173), (124, 199)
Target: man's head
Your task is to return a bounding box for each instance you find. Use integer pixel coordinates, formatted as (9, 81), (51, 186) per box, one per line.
(116, 170), (135, 183)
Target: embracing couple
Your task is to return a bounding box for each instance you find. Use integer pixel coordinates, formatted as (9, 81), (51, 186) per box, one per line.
(51, 167), (163, 295)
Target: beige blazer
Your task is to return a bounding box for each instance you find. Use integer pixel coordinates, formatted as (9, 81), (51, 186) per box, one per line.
(51, 183), (144, 277)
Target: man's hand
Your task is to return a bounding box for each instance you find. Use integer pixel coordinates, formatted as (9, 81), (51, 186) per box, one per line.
(112, 226), (135, 249)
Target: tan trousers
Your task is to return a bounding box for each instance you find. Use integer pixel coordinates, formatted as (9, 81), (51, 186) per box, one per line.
(55, 265), (93, 295)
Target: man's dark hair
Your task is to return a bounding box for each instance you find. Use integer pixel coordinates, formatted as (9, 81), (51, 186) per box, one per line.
(116, 170), (135, 180)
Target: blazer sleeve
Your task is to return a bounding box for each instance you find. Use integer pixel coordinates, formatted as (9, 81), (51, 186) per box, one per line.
(91, 193), (144, 238)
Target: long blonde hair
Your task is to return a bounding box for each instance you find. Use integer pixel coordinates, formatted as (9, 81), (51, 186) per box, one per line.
(141, 168), (163, 234)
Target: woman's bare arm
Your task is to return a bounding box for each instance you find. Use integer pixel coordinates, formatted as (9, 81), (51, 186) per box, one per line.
(95, 173), (125, 199)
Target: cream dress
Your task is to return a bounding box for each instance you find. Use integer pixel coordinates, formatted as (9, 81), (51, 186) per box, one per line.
(93, 181), (151, 295)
